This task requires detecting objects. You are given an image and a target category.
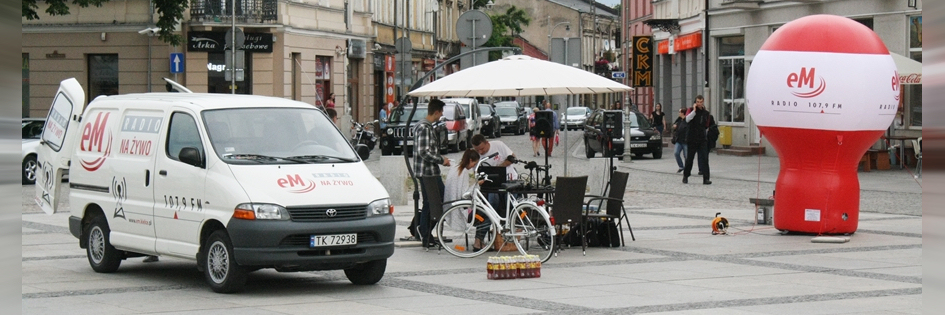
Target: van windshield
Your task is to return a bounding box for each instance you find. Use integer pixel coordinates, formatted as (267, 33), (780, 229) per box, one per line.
(202, 108), (358, 164)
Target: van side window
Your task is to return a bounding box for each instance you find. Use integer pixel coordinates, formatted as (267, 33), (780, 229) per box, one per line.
(166, 112), (204, 163)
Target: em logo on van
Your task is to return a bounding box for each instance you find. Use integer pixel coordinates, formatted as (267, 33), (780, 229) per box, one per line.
(79, 112), (113, 171)
(277, 174), (317, 193)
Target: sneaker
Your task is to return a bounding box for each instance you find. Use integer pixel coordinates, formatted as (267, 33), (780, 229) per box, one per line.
(703, 180), (712, 185)
(677, 168), (683, 173)
(143, 256), (159, 263)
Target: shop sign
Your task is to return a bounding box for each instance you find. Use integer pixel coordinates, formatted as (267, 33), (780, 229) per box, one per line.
(632, 36), (653, 87)
(658, 32), (701, 54)
(188, 32), (273, 53)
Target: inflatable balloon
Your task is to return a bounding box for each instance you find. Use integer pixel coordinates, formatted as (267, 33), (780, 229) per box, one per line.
(745, 15), (898, 234)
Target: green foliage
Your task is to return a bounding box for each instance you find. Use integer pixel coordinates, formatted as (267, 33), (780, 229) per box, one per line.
(482, 5), (530, 61)
(22, 0), (187, 46)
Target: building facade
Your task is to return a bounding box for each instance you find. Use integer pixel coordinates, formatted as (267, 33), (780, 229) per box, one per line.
(623, 0), (655, 114)
(708, 0), (923, 150)
(646, 0), (706, 122)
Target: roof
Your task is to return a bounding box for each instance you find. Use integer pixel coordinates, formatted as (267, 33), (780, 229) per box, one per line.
(92, 93), (315, 111)
(549, 0), (619, 18)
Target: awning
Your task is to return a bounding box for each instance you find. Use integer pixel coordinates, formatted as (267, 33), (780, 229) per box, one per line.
(891, 52), (921, 85)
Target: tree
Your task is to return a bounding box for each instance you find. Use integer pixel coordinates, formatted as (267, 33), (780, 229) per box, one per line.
(23, 0), (188, 46)
(482, 5), (530, 61)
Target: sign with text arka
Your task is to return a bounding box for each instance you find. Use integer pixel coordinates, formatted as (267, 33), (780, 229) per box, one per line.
(187, 31), (273, 53)
(632, 36), (653, 87)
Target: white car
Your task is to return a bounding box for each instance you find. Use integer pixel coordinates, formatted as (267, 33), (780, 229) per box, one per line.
(563, 106), (591, 130)
(22, 118), (45, 184)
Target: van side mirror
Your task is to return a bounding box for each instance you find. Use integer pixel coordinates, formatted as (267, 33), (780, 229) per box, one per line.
(179, 147), (204, 168)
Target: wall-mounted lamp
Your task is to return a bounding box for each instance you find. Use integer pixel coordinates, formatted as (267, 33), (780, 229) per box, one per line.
(335, 45), (346, 56)
(373, 42), (382, 51)
(908, 0), (918, 9)
(486, 0), (495, 9)
(101, 32), (107, 41)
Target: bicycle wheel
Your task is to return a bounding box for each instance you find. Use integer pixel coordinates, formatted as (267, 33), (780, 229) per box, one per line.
(508, 203), (555, 263)
(437, 202), (497, 258)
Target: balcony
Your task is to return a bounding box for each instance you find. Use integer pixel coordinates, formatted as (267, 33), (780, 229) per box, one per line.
(190, 0), (277, 23)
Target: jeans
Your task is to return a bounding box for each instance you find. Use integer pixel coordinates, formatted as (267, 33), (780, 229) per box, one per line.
(674, 142), (688, 169)
(419, 176), (445, 245)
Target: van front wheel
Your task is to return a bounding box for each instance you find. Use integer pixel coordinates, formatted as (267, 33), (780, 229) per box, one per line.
(344, 259), (386, 285)
(203, 230), (247, 293)
(87, 215), (122, 273)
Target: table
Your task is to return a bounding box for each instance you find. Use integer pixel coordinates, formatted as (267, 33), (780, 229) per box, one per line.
(886, 135), (919, 169)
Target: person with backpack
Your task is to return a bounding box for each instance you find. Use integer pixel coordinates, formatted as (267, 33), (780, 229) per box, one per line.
(671, 108), (689, 173)
(683, 95), (712, 185)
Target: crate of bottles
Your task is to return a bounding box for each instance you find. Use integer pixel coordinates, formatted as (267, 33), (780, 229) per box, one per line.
(486, 255), (541, 279)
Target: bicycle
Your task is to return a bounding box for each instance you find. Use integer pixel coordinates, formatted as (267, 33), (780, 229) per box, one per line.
(435, 153), (556, 262)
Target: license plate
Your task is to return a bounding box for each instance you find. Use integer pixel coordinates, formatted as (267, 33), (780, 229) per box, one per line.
(398, 141), (404, 145)
(630, 143), (647, 148)
(406, 140), (414, 146)
(311, 233), (357, 247)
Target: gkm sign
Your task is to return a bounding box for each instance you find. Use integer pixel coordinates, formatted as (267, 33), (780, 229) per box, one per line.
(277, 174), (317, 193)
(786, 67), (826, 98)
(79, 112), (113, 171)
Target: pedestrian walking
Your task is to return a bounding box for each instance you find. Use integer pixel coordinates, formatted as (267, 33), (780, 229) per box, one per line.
(413, 99), (451, 248)
(683, 95), (711, 185)
(672, 108), (689, 173)
(529, 107), (541, 156)
(540, 100), (559, 156)
(652, 103), (667, 135)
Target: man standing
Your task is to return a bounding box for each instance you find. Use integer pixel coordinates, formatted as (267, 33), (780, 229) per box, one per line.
(683, 95), (711, 185)
(471, 134), (517, 215)
(413, 99), (451, 248)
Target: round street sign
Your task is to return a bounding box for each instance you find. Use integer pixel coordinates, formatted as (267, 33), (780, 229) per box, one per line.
(456, 10), (492, 48)
(224, 28), (245, 50)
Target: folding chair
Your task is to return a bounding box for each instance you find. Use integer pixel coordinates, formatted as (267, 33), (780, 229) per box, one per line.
(583, 171), (634, 247)
(546, 176), (588, 255)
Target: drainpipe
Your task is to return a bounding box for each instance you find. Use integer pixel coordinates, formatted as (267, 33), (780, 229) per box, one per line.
(148, 0), (154, 92)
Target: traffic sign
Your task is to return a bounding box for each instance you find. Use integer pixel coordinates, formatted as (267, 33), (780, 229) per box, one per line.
(170, 53), (184, 73)
(611, 71), (626, 79)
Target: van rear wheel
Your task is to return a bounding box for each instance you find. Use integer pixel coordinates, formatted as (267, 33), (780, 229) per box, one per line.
(344, 259), (387, 285)
(87, 215), (122, 273)
(203, 230), (247, 293)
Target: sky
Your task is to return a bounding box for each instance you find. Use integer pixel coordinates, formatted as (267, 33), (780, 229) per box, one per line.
(594, 0), (621, 8)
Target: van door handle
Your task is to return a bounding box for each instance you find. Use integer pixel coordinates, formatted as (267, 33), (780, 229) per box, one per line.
(145, 170), (150, 187)
(159, 170), (167, 176)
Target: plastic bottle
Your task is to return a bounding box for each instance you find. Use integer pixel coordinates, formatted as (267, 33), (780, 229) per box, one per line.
(486, 257), (494, 279)
(534, 255), (542, 278)
(496, 256), (507, 279)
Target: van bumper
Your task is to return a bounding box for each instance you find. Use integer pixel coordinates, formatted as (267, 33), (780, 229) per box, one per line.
(226, 215), (396, 269)
(69, 215), (82, 239)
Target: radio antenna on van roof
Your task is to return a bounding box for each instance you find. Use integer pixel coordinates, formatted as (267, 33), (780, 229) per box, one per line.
(162, 77), (193, 93)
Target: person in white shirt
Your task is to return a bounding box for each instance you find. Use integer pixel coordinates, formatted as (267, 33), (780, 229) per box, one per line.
(471, 134), (518, 217)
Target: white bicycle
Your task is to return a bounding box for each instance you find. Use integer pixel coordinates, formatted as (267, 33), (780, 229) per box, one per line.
(436, 153), (556, 262)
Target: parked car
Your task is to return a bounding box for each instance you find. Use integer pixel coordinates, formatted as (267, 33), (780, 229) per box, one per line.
(441, 98), (481, 148)
(478, 103), (501, 138)
(380, 105), (448, 156)
(563, 106), (592, 130)
(584, 110), (662, 159)
(441, 103), (471, 152)
(494, 101), (524, 117)
(494, 105), (526, 135)
(22, 118), (45, 184)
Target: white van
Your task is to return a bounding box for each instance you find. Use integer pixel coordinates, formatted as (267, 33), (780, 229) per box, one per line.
(441, 98), (481, 147)
(34, 78), (395, 293)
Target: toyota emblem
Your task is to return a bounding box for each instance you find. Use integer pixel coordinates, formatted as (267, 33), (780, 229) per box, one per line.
(325, 208), (338, 217)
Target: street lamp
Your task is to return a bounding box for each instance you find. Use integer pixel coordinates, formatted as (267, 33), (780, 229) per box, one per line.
(548, 19), (572, 175)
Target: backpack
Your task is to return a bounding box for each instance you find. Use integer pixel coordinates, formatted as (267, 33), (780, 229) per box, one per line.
(598, 220), (620, 247)
(563, 220), (601, 247)
(707, 123), (719, 142)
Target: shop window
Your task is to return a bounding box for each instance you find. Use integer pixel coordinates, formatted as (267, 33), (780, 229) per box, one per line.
(907, 16), (921, 127)
(208, 52), (252, 94)
(718, 36), (744, 124)
(315, 56), (331, 107)
(88, 54), (119, 100)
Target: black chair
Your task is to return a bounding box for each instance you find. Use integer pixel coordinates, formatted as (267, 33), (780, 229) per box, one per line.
(546, 176), (588, 255)
(583, 171), (634, 247)
(420, 176), (445, 250)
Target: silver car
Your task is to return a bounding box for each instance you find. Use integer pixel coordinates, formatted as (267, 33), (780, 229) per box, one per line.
(22, 118), (45, 184)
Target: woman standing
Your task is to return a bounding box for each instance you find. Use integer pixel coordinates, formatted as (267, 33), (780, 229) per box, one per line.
(325, 93), (336, 109)
(443, 149), (484, 249)
(652, 103), (666, 136)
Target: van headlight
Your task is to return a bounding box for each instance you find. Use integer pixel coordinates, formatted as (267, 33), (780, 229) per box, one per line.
(234, 203), (289, 220)
(367, 198), (393, 216)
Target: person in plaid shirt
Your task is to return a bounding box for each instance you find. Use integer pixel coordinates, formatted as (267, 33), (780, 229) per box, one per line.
(413, 99), (451, 248)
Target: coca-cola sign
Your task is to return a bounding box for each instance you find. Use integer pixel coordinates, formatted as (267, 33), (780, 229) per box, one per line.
(898, 73), (921, 85)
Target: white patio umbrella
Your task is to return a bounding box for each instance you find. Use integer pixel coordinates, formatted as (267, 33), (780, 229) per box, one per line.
(891, 52), (921, 85)
(408, 55), (633, 97)
(408, 54), (633, 182)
